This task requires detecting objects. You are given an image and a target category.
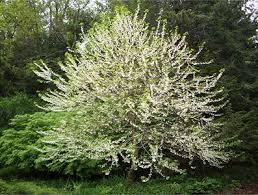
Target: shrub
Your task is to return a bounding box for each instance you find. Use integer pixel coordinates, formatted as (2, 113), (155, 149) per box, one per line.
(0, 93), (39, 129)
(0, 112), (69, 170)
(184, 178), (223, 194)
(0, 111), (102, 178)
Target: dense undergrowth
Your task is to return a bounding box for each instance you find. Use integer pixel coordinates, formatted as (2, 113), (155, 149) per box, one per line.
(0, 164), (257, 194)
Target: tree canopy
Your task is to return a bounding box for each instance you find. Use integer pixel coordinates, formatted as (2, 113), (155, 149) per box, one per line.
(35, 10), (231, 181)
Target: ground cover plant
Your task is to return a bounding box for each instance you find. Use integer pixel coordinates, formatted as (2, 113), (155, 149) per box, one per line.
(0, 165), (258, 195)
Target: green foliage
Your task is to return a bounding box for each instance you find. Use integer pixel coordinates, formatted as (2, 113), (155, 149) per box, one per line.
(67, 172), (253, 194)
(0, 175), (236, 195)
(184, 178), (223, 194)
(0, 93), (39, 129)
(0, 111), (102, 177)
(0, 164), (256, 194)
(0, 179), (64, 195)
(0, 112), (69, 170)
(0, 0), (96, 96)
(0, 0), (43, 96)
(35, 102), (119, 177)
(222, 109), (258, 162)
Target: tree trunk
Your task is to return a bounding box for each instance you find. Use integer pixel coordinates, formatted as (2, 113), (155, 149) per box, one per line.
(127, 164), (136, 183)
(127, 112), (139, 183)
(127, 146), (139, 183)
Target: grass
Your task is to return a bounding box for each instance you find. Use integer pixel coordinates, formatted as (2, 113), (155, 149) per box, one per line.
(0, 174), (241, 195)
(0, 179), (66, 194)
(0, 164), (256, 194)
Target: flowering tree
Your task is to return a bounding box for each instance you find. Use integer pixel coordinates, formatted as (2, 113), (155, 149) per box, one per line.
(35, 9), (230, 181)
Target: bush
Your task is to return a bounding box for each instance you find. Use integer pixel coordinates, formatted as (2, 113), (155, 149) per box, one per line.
(0, 112), (70, 170)
(0, 111), (102, 178)
(184, 178), (223, 194)
(0, 93), (39, 129)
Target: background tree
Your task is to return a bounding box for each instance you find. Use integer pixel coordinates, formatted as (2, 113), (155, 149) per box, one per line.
(0, 0), (42, 95)
(0, 0), (95, 96)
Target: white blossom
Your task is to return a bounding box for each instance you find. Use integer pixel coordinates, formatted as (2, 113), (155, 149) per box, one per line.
(35, 9), (231, 181)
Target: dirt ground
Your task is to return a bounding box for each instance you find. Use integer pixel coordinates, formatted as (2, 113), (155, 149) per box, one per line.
(232, 180), (258, 194)
(222, 179), (258, 194)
